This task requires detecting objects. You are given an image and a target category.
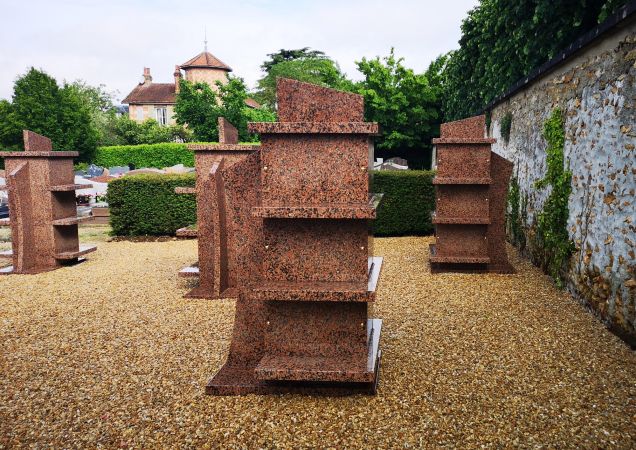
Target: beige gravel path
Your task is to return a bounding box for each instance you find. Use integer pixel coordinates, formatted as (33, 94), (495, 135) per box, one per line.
(1, 237), (635, 448)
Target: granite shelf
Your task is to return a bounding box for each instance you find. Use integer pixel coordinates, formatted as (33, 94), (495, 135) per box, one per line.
(49, 184), (93, 192)
(252, 204), (376, 219)
(248, 122), (379, 135)
(432, 215), (491, 225)
(248, 257), (382, 302)
(253, 195), (383, 220)
(51, 216), (92, 226)
(432, 138), (496, 145)
(432, 177), (492, 185)
(254, 319), (382, 383)
(0, 151), (78, 158)
(54, 244), (97, 260)
(429, 244), (490, 264)
(188, 143), (261, 152)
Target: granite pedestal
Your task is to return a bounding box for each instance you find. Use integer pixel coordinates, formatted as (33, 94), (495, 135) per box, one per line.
(176, 117), (259, 299)
(430, 116), (514, 274)
(0, 130), (96, 274)
(206, 78), (384, 395)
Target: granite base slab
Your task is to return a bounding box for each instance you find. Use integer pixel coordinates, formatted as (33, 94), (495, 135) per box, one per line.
(183, 285), (238, 300)
(0, 257), (88, 275)
(206, 352), (381, 396)
(429, 244), (515, 274)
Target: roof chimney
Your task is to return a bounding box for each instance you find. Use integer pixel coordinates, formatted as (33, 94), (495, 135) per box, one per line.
(143, 67), (152, 85)
(174, 65), (182, 94)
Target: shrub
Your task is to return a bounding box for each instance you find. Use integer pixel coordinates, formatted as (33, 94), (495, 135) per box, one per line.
(94, 143), (196, 169)
(372, 170), (436, 236)
(107, 170), (436, 237)
(108, 174), (196, 236)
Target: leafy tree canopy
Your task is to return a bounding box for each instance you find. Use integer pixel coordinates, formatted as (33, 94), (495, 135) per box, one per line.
(0, 68), (99, 162)
(440, 0), (629, 120)
(260, 47), (327, 73)
(355, 48), (439, 154)
(175, 75), (275, 142)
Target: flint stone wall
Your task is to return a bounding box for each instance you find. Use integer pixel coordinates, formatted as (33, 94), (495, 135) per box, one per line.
(489, 22), (636, 343)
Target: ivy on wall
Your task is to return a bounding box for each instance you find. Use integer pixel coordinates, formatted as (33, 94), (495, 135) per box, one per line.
(500, 112), (512, 144)
(534, 107), (575, 287)
(506, 176), (527, 251)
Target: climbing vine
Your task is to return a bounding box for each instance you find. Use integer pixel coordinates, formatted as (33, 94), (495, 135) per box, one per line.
(500, 112), (512, 144)
(534, 107), (575, 287)
(507, 176), (526, 250)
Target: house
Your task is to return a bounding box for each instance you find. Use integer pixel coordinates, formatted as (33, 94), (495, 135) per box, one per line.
(122, 49), (257, 126)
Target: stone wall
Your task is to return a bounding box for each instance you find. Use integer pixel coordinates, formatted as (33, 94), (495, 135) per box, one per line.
(489, 22), (636, 344)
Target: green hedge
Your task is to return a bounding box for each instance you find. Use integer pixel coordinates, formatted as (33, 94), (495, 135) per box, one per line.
(372, 170), (436, 236)
(94, 143), (196, 169)
(108, 174), (196, 236)
(107, 170), (436, 237)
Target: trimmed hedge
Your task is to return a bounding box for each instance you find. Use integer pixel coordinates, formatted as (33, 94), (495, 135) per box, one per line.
(372, 170), (436, 236)
(94, 143), (196, 169)
(107, 170), (436, 236)
(108, 174), (196, 236)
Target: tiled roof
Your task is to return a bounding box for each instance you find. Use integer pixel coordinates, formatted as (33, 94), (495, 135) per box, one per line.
(122, 83), (176, 105)
(180, 51), (232, 71)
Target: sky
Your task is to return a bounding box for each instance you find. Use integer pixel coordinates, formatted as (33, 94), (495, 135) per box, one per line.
(0, 0), (478, 103)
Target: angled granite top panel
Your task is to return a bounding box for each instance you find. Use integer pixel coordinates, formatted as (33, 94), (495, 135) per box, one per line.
(276, 78), (364, 123)
(248, 122), (379, 135)
(23, 130), (53, 152)
(439, 115), (486, 139)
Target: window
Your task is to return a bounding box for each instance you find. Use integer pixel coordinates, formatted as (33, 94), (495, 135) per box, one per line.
(156, 107), (167, 126)
(136, 107), (143, 121)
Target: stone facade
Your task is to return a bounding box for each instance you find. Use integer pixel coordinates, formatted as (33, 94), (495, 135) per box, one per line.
(183, 67), (228, 87)
(489, 21), (636, 343)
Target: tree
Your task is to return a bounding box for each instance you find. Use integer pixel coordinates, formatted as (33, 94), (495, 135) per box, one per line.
(255, 52), (353, 108)
(0, 68), (99, 162)
(355, 49), (439, 163)
(174, 79), (220, 141)
(175, 75), (275, 142)
(260, 47), (327, 73)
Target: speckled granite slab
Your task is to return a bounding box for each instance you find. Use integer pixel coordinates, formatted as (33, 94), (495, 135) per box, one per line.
(430, 116), (514, 274)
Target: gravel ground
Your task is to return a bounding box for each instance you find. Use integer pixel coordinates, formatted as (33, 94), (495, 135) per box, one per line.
(1, 236), (635, 448)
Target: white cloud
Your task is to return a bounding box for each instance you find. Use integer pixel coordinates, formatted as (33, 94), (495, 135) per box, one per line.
(0, 0), (477, 102)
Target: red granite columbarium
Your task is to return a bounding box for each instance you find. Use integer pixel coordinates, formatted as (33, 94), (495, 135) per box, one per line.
(0, 130), (96, 274)
(430, 115), (514, 273)
(175, 117), (259, 298)
(205, 78), (384, 395)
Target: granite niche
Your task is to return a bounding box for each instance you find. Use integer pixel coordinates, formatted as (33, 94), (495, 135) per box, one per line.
(0, 130), (96, 274)
(176, 117), (259, 298)
(204, 78), (384, 395)
(429, 115), (514, 274)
